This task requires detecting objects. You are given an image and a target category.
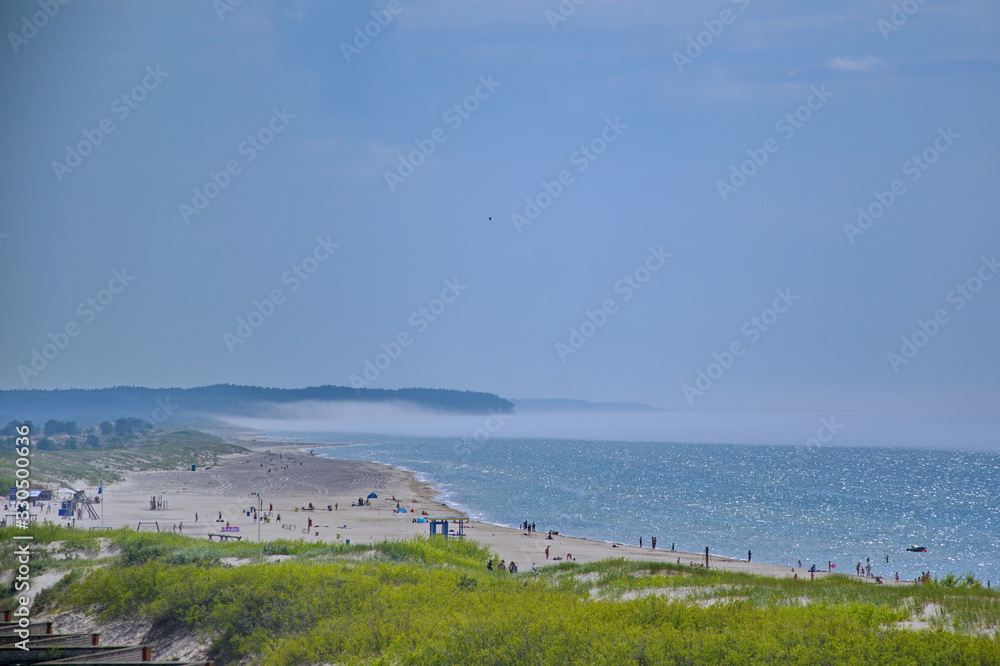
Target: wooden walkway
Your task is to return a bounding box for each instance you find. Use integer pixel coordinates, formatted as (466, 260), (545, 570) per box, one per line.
(0, 610), (211, 665)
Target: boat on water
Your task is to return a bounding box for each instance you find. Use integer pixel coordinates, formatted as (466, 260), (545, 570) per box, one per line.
(905, 546), (928, 552)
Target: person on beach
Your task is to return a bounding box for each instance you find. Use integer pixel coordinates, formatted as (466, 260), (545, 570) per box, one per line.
(747, 550), (752, 562)
(195, 512), (198, 522)
(545, 546), (550, 559)
(487, 559), (493, 571)
(510, 562), (518, 573)
(498, 560), (506, 572)
(639, 537), (643, 548)
(651, 537), (656, 550)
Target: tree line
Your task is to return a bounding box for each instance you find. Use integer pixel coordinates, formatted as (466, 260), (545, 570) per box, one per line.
(1, 417), (153, 450)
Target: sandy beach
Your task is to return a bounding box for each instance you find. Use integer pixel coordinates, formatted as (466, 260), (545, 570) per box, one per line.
(59, 434), (840, 580)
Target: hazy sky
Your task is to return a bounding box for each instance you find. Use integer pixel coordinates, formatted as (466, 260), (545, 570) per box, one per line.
(2, 1), (998, 444)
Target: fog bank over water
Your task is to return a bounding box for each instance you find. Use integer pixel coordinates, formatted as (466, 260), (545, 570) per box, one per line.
(220, 404), (998, 451)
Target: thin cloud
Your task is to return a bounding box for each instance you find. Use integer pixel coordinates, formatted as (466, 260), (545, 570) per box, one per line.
(827, 55), (884, 72)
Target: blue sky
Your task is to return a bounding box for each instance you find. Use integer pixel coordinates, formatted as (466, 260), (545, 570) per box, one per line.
(2, 1), (998, 446)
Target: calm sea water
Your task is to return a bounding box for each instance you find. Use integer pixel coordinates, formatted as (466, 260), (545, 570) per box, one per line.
(274, 431), (1000, 583)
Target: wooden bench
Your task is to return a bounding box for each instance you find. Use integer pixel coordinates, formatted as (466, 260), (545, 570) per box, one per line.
(207, 533), (241, 541)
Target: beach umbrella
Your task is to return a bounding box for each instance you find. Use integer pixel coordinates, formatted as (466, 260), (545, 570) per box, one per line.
(367, 492), (378, 499)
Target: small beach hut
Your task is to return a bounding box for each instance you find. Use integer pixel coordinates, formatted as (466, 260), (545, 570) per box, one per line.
(428, 516), (469, 539)
(367, 492), (378, 499)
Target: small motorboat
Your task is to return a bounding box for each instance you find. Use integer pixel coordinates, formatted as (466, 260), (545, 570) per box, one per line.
(905, 546), (927, 552)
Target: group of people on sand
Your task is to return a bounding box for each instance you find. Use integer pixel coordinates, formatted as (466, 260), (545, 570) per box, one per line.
(486, 559), (545, 574)
(487, 559), (521, 573)
(543, 545), (573, 561)
(638, 536), (674, 550)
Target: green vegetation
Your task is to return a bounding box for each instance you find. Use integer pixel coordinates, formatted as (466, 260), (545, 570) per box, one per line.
(3, 528), (998, 665)
(0, 384), (514, 425)
(0, 428), (245, 488)
(4, 417), (156, 450)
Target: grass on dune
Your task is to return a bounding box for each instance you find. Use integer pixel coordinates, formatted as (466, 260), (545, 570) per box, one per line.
(3, 527), (998, 666)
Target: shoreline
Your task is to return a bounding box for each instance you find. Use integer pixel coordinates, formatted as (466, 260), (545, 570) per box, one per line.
(54, 426), (890, 583)
(217, 432), (844, 580)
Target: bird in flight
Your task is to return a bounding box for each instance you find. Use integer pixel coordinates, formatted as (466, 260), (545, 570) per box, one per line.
(488, 216), (492, 221)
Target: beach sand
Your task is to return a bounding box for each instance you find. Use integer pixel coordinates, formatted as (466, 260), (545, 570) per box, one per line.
(77, 436), (834, 580)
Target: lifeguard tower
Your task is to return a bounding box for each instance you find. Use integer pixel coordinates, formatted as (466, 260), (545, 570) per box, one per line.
(427, 516), (468, 539)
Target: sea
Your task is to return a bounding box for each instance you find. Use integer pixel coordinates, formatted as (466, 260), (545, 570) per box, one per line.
(272, 431), (1000, 584)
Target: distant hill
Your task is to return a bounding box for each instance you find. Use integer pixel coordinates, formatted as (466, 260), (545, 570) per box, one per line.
(0, 384), (514, 426)
(512, 398), (658, 412)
